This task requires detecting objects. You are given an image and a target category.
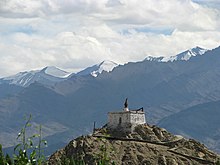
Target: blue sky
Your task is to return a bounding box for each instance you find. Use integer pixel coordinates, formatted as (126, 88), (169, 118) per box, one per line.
(0, 0), (220, 77)
(192, 0), (220, 9)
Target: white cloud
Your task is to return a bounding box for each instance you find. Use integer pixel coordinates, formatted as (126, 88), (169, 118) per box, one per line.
(0, 0), (220, 77)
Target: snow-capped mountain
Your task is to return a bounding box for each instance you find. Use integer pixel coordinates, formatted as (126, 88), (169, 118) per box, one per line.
(0, 47), (207, 87)
(145, 46), (208, 62)
(0, 66), (70, 87)
(76, 60), (118, 77)
(0, 61), (118, 87)
(162, 46), (208, 62)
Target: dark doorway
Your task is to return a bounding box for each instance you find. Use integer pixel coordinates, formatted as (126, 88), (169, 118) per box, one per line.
(119, 117), (122, 124)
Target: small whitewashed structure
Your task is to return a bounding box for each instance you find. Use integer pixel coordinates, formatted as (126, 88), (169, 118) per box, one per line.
(107, 99), (146, 133)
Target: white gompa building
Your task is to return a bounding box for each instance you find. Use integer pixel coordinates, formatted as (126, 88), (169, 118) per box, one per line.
(107, 98), (146, 133)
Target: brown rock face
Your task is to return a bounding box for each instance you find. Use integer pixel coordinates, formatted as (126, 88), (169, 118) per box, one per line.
(48, 124), (219, 165)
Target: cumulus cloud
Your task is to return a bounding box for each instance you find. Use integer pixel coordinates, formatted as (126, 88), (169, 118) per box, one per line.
(0, 0), (220, 77)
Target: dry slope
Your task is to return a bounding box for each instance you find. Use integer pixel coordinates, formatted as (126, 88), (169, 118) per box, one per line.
(48, 124), (220, 165)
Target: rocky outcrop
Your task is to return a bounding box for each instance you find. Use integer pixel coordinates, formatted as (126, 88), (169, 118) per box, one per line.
(48, 124), (220, 165)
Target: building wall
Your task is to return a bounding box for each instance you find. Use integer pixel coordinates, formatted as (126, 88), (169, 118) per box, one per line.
(107, 111), (146, 133)
(108, 112), (129, 128)
(130, 113), (145, 124)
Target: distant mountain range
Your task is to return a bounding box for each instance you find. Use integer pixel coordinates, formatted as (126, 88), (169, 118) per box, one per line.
(1, 46), (220, 155)
(0, 60), (118, 87)
(0, 47), (207, 88)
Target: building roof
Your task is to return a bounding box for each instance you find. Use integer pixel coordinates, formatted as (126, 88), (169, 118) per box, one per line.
(108, 108), (145, 114)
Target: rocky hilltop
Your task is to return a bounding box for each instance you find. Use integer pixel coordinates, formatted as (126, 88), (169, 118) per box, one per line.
(48, 124), (220, 165)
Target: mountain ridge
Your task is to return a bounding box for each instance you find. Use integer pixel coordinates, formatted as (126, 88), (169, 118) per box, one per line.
(75, 60), (118, 77)
(145, 46), (207, 62)
(0, 66), (69, 87)
(158, 100), (220, 153)
(0, 46), (208, 87)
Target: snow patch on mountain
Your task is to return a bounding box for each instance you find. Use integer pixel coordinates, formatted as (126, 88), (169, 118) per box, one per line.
(3, 71), (38, 87)
(144, 56), (163, 62)
(145, 47), (208, 62)
(43, 66), (70, 78)
(1, 66), (70, 87)
(76, 60), (118, 77)
(162, 46), (208, 62)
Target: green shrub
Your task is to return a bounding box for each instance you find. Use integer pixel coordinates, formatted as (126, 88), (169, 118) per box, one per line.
(1, 114), (115, 165)
(215, 159), (220, 165)
(0, 144), (6, 165)
(1, 114), (47, 165)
